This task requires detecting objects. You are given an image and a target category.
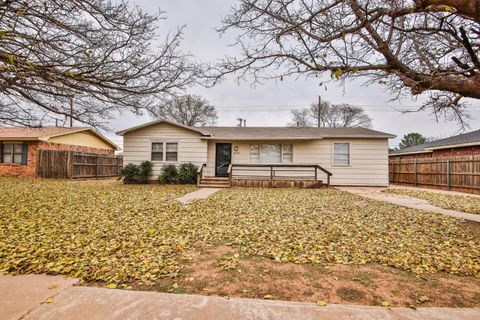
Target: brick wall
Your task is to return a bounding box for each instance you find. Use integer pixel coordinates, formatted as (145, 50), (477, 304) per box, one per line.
(0, 141), (115, 177)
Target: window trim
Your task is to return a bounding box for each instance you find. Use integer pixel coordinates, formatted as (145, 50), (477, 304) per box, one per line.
(0, 142), (26, 165)
(150, 141), (179, 163)
(249, 143), (294, 164)
(332, 142), (351, 167)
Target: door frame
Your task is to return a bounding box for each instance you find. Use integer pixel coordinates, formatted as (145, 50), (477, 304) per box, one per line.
(215, 143), (232, 177)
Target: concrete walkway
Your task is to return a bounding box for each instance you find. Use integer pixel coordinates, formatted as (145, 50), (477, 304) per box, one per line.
(0, 274), (78, 320)
(176, 188), (222, 204)
(1, 275), (478, 320)
(338, 187), (480, 222)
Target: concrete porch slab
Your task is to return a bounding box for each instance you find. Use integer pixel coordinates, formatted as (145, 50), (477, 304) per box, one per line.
(0, 274), (78, 320)
(23, 286), (480, 320)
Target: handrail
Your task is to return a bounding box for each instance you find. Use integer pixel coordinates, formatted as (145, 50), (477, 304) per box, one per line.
(227, 164), (233, 187)
(196, 163), (206, 186)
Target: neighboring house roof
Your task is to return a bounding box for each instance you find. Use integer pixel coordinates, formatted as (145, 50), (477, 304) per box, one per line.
(116, 119), (211, 136)
(390, 129), (480, 156)
(116, 119), (395, 140)
(0, 127), (119, 150)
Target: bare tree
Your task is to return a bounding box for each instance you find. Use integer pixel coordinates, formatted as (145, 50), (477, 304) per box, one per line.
(218, 0), (480, 126)
(289, 100), (372, 128)
(0, 0), (204, 128)
(150, 94), (217, 126)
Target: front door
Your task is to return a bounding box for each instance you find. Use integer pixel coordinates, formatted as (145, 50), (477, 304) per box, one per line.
(215, 143), (232, 177)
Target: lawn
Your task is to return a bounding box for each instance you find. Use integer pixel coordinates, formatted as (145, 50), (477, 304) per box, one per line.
(0, 177), (479, 307)
(383, 188), (480, 214)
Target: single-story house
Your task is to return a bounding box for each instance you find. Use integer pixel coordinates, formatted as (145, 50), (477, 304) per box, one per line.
(0, 127), (119, 177)
(117, 120), (395, 187)
(389, 129), (480, 160)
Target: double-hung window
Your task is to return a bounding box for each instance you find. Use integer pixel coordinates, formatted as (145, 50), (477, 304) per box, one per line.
(333, 143), (350, 166)
(250, 144), (293, 164)
(1, 143), (24, 164)
(151, 142), (178, 162)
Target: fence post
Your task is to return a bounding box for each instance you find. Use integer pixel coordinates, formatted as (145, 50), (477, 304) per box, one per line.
(67, 151), (73, 179)
(446, 159), (450, 189)
(414, 159), (417, 186)
(391, 161), (395, 183)
(95, 155), (99, 179)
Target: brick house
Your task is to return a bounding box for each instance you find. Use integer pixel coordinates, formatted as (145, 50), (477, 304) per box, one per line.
(0, 127), (119, 177)
(389, 130), (480, 160)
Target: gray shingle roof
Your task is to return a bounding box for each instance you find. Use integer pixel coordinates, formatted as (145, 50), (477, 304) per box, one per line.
(198, 126), (395, 139)
(117, 119), (396, 139)
(390, 129), (480, 155)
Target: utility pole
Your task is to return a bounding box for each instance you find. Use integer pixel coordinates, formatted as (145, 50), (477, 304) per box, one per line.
(317, 96), (321, 128)
(69, 96), (73, 127)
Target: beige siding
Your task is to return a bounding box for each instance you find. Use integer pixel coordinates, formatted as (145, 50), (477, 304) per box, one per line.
(206, 139), (389, 186)
(122, 122), (208, 178)
(47, 131), (115, 150)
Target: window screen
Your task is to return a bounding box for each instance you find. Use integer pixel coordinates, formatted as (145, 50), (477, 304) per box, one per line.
(333, 143), (350, 166)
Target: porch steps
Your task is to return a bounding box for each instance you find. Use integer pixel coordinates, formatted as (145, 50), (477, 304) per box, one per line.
(198, 177), (230, 188)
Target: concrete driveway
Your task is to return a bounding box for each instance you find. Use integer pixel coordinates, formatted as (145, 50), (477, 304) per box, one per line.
(337, 186), (480, 222)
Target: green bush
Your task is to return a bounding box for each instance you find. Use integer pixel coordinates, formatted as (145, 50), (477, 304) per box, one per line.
(178, 163), (198, 184)
(138, 161), (154, 181)
(120, 163), (140, 180)
(158, 164), (178, 184)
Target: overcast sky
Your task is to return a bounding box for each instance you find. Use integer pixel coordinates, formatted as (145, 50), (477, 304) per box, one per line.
(106, 0), (480, 149)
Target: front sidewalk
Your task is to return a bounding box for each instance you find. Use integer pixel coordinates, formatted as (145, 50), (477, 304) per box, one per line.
(2, 275), (479, 320)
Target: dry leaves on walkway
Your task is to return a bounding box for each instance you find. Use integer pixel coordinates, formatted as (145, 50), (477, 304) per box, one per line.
(383, 188), (480, 214)
(0, 177), (479, 289)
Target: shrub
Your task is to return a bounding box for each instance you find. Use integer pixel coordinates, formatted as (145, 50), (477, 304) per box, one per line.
(158, 164), (178, 184)
(138, 161), (154, 181)
(120, 163), (140, 181)
(178, 163), (198, 184)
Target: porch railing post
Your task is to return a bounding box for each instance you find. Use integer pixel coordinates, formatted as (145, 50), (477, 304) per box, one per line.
(314, 166), (318, 181)
(270, 165), (273, 187)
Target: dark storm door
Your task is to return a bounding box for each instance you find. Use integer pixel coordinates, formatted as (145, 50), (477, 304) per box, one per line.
(215, 143), (232, 177)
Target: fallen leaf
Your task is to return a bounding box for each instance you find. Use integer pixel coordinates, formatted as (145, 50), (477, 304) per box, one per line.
(316, 300), (327, 307)
(382, 301), (390, 307)
(106, 283), (117, 289)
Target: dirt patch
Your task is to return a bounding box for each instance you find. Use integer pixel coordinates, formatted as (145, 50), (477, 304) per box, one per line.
(123, 245), (480, 308)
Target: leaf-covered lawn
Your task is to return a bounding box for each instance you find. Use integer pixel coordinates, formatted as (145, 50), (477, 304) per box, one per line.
(383, 188), (480, 214)
(0, 177), (479, 291)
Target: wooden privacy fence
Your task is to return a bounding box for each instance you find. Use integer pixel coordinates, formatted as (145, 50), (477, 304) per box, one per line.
(389, 157), (480, 194)
(36, 149), (123, 179)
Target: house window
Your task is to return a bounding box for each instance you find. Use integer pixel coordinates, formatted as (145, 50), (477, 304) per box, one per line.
(1, 143), (23, 164)
(250, 144), (293, 164)
(166, 143), (178, 161)
(333, 143), (350, 166)
(151, 142), (178, 162)
(151, 143), (164, 161)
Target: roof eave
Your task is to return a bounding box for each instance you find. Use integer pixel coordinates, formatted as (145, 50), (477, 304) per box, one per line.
(425, 141), (480, 151)
(389, 150), (432, 156)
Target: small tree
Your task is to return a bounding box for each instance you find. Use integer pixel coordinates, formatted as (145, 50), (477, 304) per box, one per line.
(289, 100), (372, 128)
(399, 133), (427, 149)
(150, 95), (218, 126)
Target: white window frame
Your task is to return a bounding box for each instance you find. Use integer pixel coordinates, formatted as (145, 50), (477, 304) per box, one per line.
(332, 142), (350, 167)
(249, 144), (293, 164)
(150, 141), (179, 163)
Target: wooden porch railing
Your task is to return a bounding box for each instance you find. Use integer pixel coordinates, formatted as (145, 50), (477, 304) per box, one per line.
(231, 164), (332, 187)
(196, 163), (206, 186)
